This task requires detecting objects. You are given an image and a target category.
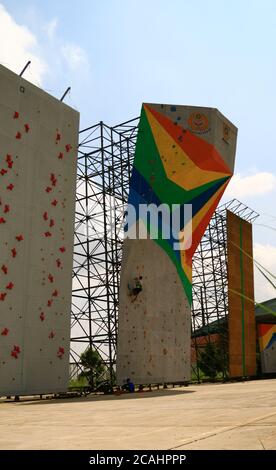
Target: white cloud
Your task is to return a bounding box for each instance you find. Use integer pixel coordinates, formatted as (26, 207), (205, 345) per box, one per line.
(254, 242), (276, 302)
(61, 43), (89, 70)
(0, 3), (47, 86)
(225, 172), (276, 199)
(43, 17), (58, 41)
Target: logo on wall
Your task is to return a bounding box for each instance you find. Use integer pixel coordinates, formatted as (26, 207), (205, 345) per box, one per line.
(188, 112), (210, 134)
(222, 123), (231, 143)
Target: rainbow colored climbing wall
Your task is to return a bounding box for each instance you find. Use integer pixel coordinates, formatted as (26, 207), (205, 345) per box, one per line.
(0, 64), (79, 395)
(117, 103), (237, 385)
(258, 324), (276, 373)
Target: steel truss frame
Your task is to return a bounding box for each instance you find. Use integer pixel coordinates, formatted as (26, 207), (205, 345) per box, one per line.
(70, 118), (139, 384)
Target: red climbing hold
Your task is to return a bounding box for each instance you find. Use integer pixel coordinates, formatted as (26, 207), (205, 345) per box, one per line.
(58, 152), (64, 160)
(43, 211), (48, 221)
(6, 282), (14, 290)
(1, 327), (9, 336)
(16, 234), (23, 242)
(48, 274), (54, 283)
(11, 345), (20, 358)
(59, 246), (66, 253)
(24, 123), (30, 133)
(4, 204), (10, 213)
(65, 144), (72, 152)
(52, 289), (58, 297)
(56, 132), (61, 142)
(56, 259), (61, 268)
(0, 169), (7, 176)
(48, 331), (55, 339)
(57, 346), (64, 359)
(6, 154), (12, 162)
(49, 219), (55, 227)
(11, 248), (17, 258)
(47, 299), (53, 307)
(0, 293), (7, 301)
(1, 265), (8, 275)
(7, 161), (14, 169)
(0, 217), (6, 224)
(13, 111), (19, 119)
(15, 131), (21, 139)
(45, 186), (52, 193)
(40, 312), (45, 322)
(7, 184), (14, 191)
(51, 199), (58, 206)
(44, 231), (52, 237)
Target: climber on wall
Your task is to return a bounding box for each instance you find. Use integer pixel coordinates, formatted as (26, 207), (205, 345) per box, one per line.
(128, 276), (143, 302)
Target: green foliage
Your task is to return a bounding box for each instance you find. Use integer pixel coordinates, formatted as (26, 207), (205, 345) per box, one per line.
(79, 347), (106, 388)
(197, 341), (228, 380)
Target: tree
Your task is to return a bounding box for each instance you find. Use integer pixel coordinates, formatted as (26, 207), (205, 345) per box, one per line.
(79, 347), (106, 389)
(197, 341), (227, 380)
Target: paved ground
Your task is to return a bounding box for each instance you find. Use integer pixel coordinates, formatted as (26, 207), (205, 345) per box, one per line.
(1, 379), (276, 450)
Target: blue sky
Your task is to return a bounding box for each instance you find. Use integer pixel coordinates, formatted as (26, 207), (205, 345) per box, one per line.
(1, 0), (276, 300)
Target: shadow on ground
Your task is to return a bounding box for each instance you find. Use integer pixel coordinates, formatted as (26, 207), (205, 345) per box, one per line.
(1, 388), (196, 406)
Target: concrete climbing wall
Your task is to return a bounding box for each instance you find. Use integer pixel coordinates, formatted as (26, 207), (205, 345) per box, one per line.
(0, 64), (79, 396)
(227, 211), (256, 377)
(258, 324), (276, 374)
(117, 103), (237, 385)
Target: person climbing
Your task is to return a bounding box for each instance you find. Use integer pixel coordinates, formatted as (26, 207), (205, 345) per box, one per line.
(128, 276), (143, 302)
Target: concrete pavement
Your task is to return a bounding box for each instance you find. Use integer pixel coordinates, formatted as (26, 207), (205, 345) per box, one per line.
(1, 379), (276, 450)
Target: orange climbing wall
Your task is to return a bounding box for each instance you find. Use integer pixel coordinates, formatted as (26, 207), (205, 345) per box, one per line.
(227, 211), (256, 377)
(0, 64), (79, 395)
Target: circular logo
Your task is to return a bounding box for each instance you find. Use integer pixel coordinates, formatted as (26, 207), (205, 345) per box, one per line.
(188, 112), (210, 134)
(223, 123), (231, 142)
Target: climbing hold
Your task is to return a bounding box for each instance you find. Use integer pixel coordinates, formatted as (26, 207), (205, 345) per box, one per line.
(1, 265), (8, 274)
(58, 152), (64, 160)
(11, 248), (17, 258)
(13, 111), (19, 119)
(40, 312), (45, 322)
(45, 186), (52, 193)
(47, 299), (53, 307)
(15, 234), (23, 242)
(15, 131), (21, 139)
(52, 289), (58, 297)
(44, 231), (52, 237)
(65, 144), (72, 152)
(6, 282), (14, 290)
(51, 199), (58, 206)
(56, 259), (61, 268)
(1, 327), (9, 336)
(49, 219), (55, 227)
(0, 293), (7, 301)
(4, 204), (10, 213)
(48, 331), (55, 339)
(7, 184), (14, 191)
(59, 246), (66, 253)
(48, 274), (54, 283)
(43, 212), (48, 221)
(24, 123), (30, 133)
(0, 169), (7, 176)
(0, 217), (6, 224)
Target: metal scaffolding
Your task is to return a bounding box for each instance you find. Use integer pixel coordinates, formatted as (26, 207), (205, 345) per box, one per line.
(70, 118), (139, 383)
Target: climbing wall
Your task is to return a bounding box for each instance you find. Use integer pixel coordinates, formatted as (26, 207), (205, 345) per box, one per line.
(258, 324), (276, 374)
(227, 211), (256, 377)
(0, 64), (79, 395)
(117, 103), (237, 385)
